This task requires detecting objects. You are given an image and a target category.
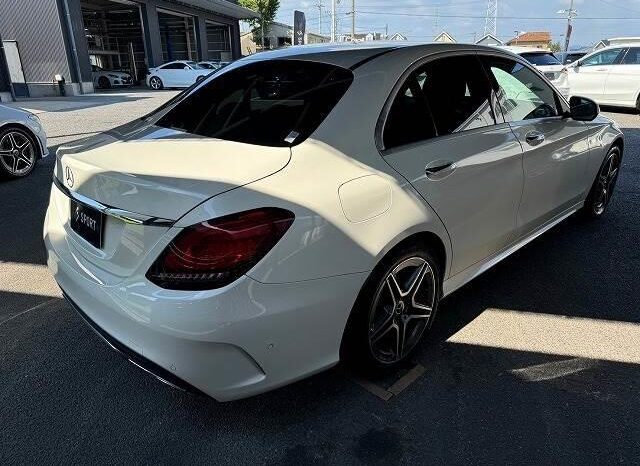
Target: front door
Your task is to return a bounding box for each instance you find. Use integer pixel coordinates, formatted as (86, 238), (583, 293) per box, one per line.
(480, 54), (591, 234)
(569, 48), (625, 103)
(381, 54), (524, 275)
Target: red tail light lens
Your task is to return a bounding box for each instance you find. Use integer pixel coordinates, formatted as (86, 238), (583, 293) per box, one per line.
(147, 208), (294, 290)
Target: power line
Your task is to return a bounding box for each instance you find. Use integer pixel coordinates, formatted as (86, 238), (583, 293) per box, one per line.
(354, 10), (640, 20)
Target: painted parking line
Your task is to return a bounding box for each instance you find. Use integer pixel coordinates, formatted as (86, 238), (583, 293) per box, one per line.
(351, 364), (426, 401)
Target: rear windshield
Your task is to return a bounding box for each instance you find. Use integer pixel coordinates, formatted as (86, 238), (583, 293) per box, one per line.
(156, 59), (354, 147)
(521, 53), (561, 66)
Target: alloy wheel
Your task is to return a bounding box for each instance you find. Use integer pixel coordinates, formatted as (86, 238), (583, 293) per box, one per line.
(368, 256), (436, 364)
(150, 77), (161, 90)
(593, 150), (620, 216)
(0, 131), (36, 177)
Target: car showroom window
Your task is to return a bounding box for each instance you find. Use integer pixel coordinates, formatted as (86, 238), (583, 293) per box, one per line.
(622, 48), (640, 65)
(581, 49), (623, 67)
(383, 55), (495, 149)
(482, 56), (559, 121)
(156, 60), (353, 147)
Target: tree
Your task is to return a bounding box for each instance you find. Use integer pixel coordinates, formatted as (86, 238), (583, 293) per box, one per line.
(549, 41), (561, 52)
(239, 0), (280, 49)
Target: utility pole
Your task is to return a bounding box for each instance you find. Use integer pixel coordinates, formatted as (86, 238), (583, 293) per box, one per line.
(331, 0), (336, 42)
(316, 1), (323, 35)
(351, 0), (355, 42)
(558, 0), (577, 53)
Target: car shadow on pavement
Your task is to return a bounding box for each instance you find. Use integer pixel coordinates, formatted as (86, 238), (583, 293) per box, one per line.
(2, 127), (640, 464)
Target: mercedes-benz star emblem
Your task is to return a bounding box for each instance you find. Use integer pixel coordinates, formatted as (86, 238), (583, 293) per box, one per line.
(65, 166), (74, 188)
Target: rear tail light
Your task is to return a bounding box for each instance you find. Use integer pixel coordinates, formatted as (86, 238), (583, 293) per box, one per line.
(146, 208), (294, 290)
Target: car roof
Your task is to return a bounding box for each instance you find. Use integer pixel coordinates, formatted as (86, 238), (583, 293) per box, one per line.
(237, 42), (518, 69)
(496, 46), (554, 55)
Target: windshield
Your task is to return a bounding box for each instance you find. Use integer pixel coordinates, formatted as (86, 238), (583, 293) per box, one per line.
(155, 59), (353, 147)
(521, 53), (561, 66)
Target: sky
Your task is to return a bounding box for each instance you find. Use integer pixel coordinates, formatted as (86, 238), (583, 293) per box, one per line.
(255, 0), (640, 49)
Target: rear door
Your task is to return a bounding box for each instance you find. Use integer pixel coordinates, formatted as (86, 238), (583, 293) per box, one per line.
(603, 47), (640, 106)
(480, 54), (591, 234)
(569, 48), (625, 103)
(381, 54), (524, 275)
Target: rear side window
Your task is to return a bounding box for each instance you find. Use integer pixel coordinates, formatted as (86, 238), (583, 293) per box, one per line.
(521, 53), (561, 66)
(622, 48), (640, 65)
(383, 55), (495, 150)
(156, 60), (353, 147)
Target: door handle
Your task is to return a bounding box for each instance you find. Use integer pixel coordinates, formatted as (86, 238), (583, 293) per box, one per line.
(425, 161), (455, 177)
(525, 131), (545, 146)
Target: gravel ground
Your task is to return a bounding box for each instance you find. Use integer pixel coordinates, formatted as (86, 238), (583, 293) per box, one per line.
(1, 94), (639, 465)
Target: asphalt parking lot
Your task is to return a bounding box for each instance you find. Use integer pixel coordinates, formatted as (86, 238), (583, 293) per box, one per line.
(1, 93), (639, 465)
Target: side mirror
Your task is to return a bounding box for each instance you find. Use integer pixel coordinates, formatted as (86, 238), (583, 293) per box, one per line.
(569, 96), (599, 121)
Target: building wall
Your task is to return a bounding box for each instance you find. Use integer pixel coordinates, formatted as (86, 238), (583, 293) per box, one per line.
(0, 0), (73, 96)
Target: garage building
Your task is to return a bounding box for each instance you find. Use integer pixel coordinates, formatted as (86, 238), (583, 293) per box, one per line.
(0, 0), (257, 99)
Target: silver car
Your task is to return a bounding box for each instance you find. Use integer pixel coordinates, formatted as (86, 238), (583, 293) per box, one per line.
(0, 104), (48, 179)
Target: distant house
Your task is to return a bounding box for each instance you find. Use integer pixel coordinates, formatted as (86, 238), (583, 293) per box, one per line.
(433, 31), (456, 43)
(506, 31), (551, 49)
(337, 32), (385, 42)
(594, 37), (640, 50)
(241, 23), (329, 55)
(388, 32), (408, 41)
(475, 34), (503, 46)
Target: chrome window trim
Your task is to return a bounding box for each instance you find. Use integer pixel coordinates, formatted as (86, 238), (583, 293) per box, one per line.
(52, 176), (175, 227)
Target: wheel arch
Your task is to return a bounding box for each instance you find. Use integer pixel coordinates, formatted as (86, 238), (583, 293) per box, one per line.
(0, 122), (42, 158)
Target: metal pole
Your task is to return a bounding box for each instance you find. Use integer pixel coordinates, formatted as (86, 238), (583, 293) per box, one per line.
(261, 17), (265, 50)
(331, 0), (336, 42)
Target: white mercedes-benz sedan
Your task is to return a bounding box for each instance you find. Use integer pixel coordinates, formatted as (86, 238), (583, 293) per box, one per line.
(44, 43), (624, 401)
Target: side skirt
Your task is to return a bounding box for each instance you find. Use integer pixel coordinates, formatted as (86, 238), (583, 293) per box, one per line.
(442, 203), (582, 297)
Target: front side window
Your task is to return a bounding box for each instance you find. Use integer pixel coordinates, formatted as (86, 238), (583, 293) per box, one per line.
(162, 63), (187, 70)
(483, 56), (559, 121)
(382, 55), (495, 150)
(622, 48), (640, 65)
(155, 60), (353, 147)
(581, 49), (624, 67)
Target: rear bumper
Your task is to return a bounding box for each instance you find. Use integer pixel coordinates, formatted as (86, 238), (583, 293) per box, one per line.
(44, 188), (365, 400)
(63, 291), (208, 397)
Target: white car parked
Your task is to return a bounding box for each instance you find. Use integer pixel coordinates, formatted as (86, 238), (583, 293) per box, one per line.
(499, 47), (570, 98)
(45, 43), (622, 401)
(91, 65), (134, 89)
(567, 45), (640, 111)
(146, 60), (211, 90)
(0, 104), (48, 179)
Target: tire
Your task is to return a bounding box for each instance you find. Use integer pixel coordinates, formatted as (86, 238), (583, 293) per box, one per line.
(196, 75), (206, 83)
(636, 95), (640, 114)
(581, 145), (622, 219)
(149, 76), (163, 90)
(0, 126), (39, 179)
(98, 76), (111, 90)
(341, 244), (442, 372)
